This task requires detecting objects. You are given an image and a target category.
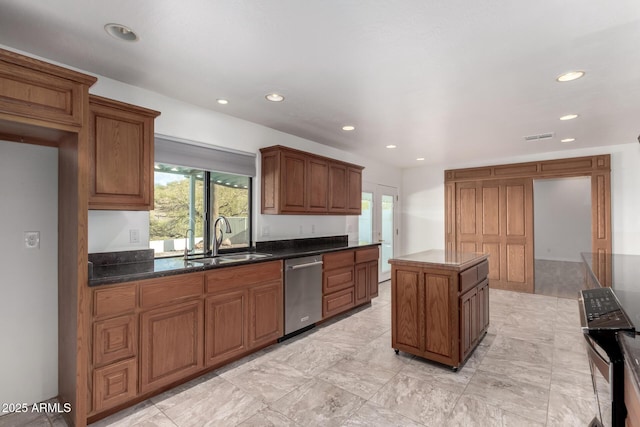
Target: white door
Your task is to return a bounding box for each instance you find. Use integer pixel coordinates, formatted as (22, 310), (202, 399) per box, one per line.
(359, 184), (398, 282)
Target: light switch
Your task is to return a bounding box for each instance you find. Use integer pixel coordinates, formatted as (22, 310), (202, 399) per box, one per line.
(129, 229), (140, 244)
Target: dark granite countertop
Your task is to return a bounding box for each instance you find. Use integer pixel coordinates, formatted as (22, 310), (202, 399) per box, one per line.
(89, 236), (380, 286)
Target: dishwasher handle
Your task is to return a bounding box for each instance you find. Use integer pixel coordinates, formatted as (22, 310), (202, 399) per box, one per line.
(287, 260), (323, 270)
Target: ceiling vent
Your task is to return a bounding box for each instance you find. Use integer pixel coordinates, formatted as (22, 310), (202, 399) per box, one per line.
(524, 132), (554, 142)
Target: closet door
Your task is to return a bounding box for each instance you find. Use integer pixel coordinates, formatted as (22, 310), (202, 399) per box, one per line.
(456, 178), (534, 293)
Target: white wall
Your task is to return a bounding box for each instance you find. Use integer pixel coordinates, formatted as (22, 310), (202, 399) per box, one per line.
(401, 143), (640, 257)
(86, 75), (403, 252)
(534, 177), (591, 262)
(0, 141), (58, 404)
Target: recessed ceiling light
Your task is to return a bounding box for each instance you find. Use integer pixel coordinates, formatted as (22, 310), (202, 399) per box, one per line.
(416, 157), (425, 161)
(561, 138), (576, 143)
(265, 93), (285, 102)
(560, 114), (579, 121)
(386, 145), (397, 149)
(342, 125), (355, 131)
(217, 99), (229, 105)
(556, 71), (585, 82)
(104, 23), (138, 42)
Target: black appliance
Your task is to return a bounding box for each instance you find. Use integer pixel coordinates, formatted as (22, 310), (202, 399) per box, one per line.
(580, 287), (635, 427)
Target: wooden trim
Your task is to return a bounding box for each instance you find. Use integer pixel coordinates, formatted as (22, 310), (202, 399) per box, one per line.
(0, 48), (97, 86)
(444, 155), (610, 183)
(444, 154), (612, 293)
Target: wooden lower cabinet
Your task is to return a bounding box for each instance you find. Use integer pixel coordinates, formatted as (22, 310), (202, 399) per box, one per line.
(93, 315), (136, 367)
(139, 300), (204, 394)
(390, 252), (489, 369)
(322, 247), (380, 320)
(460, 286), (479, 360)
(205, 290), (248, 367)
(355, 260), (379, 305)
(249, 281), (283, 348)
(92, 358), (137, 413)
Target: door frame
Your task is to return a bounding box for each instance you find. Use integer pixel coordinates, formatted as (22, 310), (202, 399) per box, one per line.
(361, 182), (399, 282)
(444, 154), (612, 289)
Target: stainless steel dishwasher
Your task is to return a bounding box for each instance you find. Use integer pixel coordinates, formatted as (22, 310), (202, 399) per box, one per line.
(283, 255), (323, 338)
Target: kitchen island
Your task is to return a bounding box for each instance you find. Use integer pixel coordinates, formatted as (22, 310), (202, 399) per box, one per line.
(390, 249), (489, 369)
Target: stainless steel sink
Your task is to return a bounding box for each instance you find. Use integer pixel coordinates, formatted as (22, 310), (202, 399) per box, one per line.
(190, 253), (272, 265)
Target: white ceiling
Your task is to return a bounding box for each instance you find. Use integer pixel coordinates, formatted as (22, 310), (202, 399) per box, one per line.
(1, 1), (639, 168)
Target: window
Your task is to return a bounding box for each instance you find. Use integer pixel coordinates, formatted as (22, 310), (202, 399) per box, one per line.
(150, 163), (252, 257)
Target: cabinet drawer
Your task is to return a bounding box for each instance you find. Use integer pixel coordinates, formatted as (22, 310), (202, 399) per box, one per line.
(140, 273), (204, 309)
(206, 261), (282, 294)
(93, 315), (137, 367)
(92, 358), (137, 413)
(93, 284), (136, 319)
(323, 287), (355, 319)
(477, 260), (489, 280)
(323, 266), (354, 293)
(323, 250), (355, 269)
(355, 247), (379, 264)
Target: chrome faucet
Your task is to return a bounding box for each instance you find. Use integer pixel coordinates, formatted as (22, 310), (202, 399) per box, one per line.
(184, 228), (194, 260)
(212, 216), (232, 257)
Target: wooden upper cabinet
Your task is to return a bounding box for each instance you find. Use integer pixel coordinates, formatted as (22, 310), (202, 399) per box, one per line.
(88, 95), (160, 210)
(328, 163), (347, 212)
(347, 167), (362, 214)
(260, 145), (363, 215)
(0, 48), (96, 131)
(307, 157), (329, 212)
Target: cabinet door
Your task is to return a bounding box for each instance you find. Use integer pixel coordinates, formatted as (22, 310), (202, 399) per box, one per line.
(88, 96), (159, 210)
(354, 263), (369, 306)
(307, 157), (329, 212)
(140, 300), (204, 393)
(391, 268), (422, 354)
(460, 287), (478, 360)
(346, 167), (363, 214)
(281, 151), (306, 212)
(424, 273), (452, 358)
(477, 279), (490, 335)
(205, 290), (248, 367)
(249, 281), (283, 348)
(328, 162), (347, 213)
(368, 261), (379, 299)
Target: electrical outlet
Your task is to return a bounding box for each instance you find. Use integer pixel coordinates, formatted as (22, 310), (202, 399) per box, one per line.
(24, 231), (40, 249)
(262, 226), (270, 236)
(129, 229), (140, 244)
(311, 224), (316, 234)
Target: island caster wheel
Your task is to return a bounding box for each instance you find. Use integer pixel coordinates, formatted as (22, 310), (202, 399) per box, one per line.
(394, 349), (399, 355)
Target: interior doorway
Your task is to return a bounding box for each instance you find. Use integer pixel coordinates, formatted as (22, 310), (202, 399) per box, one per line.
(533, 176), (591, 299)
(359, 184), (398, 282)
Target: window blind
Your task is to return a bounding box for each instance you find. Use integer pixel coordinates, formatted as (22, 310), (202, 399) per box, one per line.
(154, 134), (256, 177)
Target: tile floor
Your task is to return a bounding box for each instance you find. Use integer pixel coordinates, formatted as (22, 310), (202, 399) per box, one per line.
(0, 281), (599, 427)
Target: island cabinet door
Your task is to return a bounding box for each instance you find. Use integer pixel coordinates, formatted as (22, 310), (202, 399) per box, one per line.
(477, 279), (490, 335)
(423, 273), (453, 361)
(460, 287), (479, 361)
(392, 267), (423, 354)
(139, 300), (204, 394)
(205, 290), (249, 367)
